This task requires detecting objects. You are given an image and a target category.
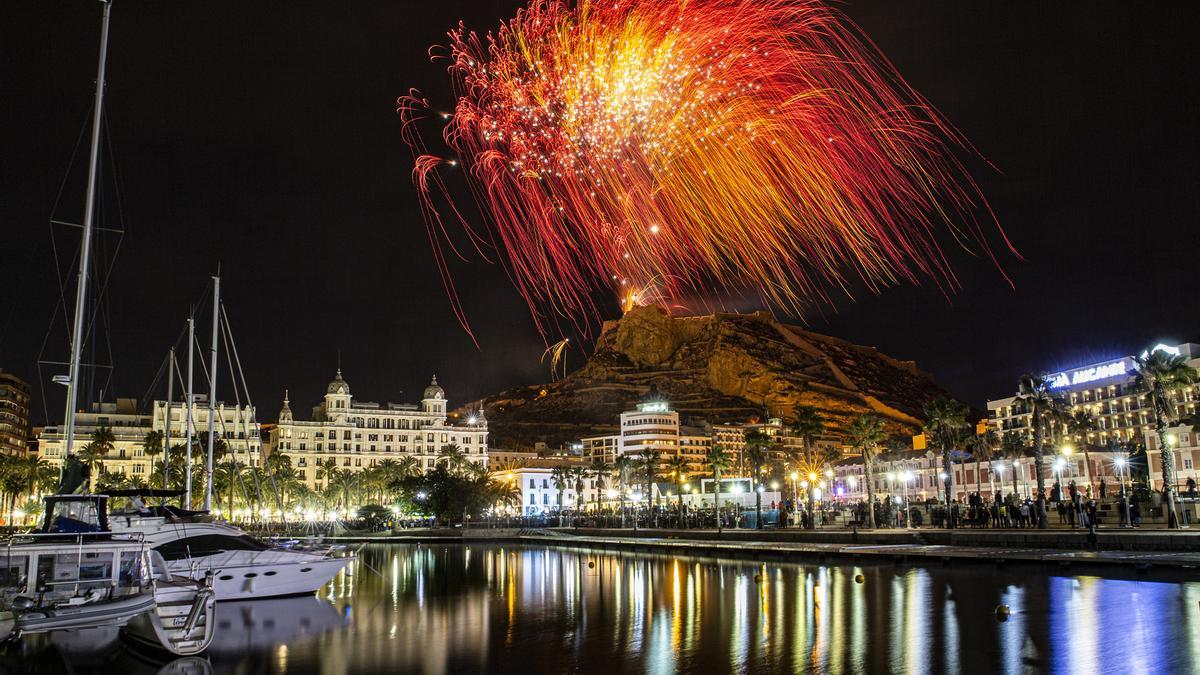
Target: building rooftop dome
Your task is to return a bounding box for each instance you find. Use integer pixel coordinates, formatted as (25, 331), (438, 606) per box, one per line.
(327, 368), (350, 395)
(422, 375), (444, 400)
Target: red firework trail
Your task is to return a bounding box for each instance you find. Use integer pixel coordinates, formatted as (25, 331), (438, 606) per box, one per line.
(399, 0), (1017, 342)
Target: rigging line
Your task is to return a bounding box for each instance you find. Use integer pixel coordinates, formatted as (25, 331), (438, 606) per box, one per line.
(171, 349), (200, 473)
(221, 302), (283, 514)
(221, 303), (257, 412)
(46, 114), (92, 325)
(102, 102), (128, 236)
(140, 351), (170, 415)
(49, 110), (93, 226)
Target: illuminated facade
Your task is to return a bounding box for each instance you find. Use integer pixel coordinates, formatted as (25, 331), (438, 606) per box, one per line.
(268, 371), (488, 490)
(490, 463), (602, 515)
(829, 451), (1124, 503)
(986, 342), (1200, 490)
(580, 398), (711, 473)
(0, 370), (32, 457)
(38, 396), (262, 476)
(710, 418), (843, 477)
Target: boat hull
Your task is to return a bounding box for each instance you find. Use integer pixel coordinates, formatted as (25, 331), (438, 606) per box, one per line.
(175, 555), (351, 601)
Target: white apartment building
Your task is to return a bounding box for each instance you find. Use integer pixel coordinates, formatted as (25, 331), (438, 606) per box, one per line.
(268, 371), (488, 490)
(38, 396), (261, 479)
(987, 342), (1200, 491)
(490, 463), (601, 515)
(711, 418), (843, 477)
(831, 449), (1125, 504)
(580, 397), (711, 472)
(1144, 425), (1200, 494)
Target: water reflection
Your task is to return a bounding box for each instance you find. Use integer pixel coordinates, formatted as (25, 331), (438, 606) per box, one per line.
(2, 543), (1199, 674)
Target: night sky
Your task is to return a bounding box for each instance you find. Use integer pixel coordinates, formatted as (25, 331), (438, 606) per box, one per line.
(2, 1), (1198, 425)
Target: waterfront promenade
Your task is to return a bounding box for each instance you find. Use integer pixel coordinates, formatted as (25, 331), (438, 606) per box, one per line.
(279, 525), (1200, 573)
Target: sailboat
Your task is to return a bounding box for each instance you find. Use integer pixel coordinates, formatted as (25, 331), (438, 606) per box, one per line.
(112, 281), (353, 601)
(0, 0), (217, 655)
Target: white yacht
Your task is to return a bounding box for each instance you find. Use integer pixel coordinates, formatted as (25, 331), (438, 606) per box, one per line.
(107, 490), (352, 601)
(0, 494), (216, 656)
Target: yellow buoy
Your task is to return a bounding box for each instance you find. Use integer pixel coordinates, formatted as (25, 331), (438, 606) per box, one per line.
(588, 561), (595, 569)
(995, 604), (1011, 620)
(854, 574), (865, 584)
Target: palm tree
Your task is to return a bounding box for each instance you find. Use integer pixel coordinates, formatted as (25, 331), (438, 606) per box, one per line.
(20, 456), (49, 503)
(489, 478), (521, 514)
(1066, 410), (1098, 493)
(743, 431), (771, 529)
(613, 455), (634, 528)
(1015, 373), (1058, 528)
(790, 407), (827, 527)
(999, 433), (1027, 498)
(267, 453), (299, 514)
(570, 466), (588, 525)
(142, 429), (164, 474)
(395, 456), (420, 481)
(1132, 348), (1199, 528)
(437, 444), (469, 476)
(588, 459), (608, 516)
(214, 460), (246, 518)
(639, 448), (661, 526)
(924, 397), (969, 527)
(550, 465), (572, 526)
(666, 453), (689, 527)
(78, 425), (116, 492)
(969, 429), (998, 498)
(848, 415), (886, 529)
(706, 444), (733, 534)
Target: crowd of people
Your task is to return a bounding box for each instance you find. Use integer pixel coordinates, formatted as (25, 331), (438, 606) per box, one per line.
(792, 479), (1196, 530)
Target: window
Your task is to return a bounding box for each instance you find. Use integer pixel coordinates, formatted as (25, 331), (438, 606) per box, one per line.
(157, 535), (270, 561)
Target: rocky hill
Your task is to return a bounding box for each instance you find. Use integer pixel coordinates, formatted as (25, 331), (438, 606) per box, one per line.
(467, 306), (951, 449)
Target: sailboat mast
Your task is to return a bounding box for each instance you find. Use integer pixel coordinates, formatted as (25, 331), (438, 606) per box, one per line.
(185, 316), (195, 506)
(203, 274), (221, 511)
(61, 0), (113, 460)
(164, 346), (174, 492)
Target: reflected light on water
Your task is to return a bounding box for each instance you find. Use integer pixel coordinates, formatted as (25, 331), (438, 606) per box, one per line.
(4, 543), (1199, 675)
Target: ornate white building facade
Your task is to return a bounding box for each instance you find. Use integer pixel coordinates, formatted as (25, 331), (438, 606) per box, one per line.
(37, 396), (262, 478)
(268, 371), (488, 490)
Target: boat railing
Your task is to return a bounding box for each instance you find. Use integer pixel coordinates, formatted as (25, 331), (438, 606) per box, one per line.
(9, 531), (145, 544)
(4, 531), (149, 602)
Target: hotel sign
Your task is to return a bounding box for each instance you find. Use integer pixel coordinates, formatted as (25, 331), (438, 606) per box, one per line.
(1049, 359), (1128, 389)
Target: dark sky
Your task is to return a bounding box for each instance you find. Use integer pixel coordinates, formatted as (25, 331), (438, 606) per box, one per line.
(3, 1), (1198, 425)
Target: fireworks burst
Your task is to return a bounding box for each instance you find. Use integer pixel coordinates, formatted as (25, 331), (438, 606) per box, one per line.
(400, 0), (1014, 338)
(541, 337), (571, 381)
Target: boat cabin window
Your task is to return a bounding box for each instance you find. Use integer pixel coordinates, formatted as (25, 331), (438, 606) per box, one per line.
(0, 554), (28, 588)
(36, 551), (115, 591)
(47, 500), (104, 533)
(156, 534), (271, 561)
(119, 550), (142, 584)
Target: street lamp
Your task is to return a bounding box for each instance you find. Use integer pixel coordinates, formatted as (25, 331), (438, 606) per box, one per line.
(901, 470), (914, 529)
(1115, 455), (1132, 527)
